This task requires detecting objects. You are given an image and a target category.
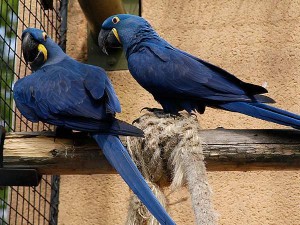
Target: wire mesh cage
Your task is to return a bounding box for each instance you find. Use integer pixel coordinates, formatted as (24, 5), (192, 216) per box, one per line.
(0, 0), (67, 224)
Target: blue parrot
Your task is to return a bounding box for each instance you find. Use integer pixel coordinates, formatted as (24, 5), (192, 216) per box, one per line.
(98, 14), (300, 129)
(13, 28), (176, 225)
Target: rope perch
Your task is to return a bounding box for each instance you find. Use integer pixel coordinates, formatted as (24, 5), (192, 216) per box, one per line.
(126, 112), (218, 225)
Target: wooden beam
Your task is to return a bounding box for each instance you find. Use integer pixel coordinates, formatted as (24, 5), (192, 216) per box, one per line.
(2, 129), (300, 174)
(200, 129), (300, 171)
(3, 132), (114, 175)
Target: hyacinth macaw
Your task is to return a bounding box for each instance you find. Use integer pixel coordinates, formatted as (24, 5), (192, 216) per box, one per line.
(13, 28), (176, 225)
(98, 14), (300, 129)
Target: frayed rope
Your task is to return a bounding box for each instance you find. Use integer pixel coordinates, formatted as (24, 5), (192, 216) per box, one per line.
(126, 112), (218, 225)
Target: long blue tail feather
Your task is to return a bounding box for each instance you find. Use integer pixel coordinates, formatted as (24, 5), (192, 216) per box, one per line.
(93, 134), (176, 225)
(219, 102), (300, 129)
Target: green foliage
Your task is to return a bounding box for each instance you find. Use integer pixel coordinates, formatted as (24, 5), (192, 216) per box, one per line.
(0, 187), (8, 224)
(0, 0), (18, 130)
(0, 187), (7, 209)
(123, 0), (140, 15)
(0, 0), (18, 19)
(0, 0), (18, 37)
(0, 0), (19, 222)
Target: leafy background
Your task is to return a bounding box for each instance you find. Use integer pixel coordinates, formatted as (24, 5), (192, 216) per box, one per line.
(0, 0), (18, 130)
(0, 0), (18, 224)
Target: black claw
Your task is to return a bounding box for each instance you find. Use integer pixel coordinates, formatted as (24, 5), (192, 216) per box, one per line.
(140, 107), (148, 113)
(190, 112), (197, 118)
(140, 107), (165, 113)
(140, 107), (187, 119)
(132, 118), (141, 125)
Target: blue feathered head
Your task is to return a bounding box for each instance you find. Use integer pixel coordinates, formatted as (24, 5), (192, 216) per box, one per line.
(98, 14), (154, 54)
(21, 28), (63, 71)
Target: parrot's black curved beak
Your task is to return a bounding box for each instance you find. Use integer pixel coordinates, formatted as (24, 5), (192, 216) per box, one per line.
(98, 28), (122, 55)
(22, 32), (47, 71)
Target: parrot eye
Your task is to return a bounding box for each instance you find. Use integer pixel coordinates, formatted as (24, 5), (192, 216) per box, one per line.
(42, 32), (48, 41)
(112, 17), (120, 24)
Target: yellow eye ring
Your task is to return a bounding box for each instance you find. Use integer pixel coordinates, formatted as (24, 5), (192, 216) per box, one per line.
(42, 32), (48, 41)
(112, 16), (120, 24)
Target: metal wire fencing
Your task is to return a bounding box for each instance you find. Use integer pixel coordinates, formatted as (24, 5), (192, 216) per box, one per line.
(0, 0), (67, 224)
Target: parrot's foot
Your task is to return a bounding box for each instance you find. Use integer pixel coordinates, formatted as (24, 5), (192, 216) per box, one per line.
(140, 107), (181, 119)
(140, 107), (165, 113)
(190, 112), (198, 118)
(132, 118), (141, 125)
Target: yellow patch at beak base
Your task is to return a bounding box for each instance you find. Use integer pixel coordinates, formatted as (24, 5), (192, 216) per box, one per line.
(112, 28), (121, 44)
(37, 44), (47, 62)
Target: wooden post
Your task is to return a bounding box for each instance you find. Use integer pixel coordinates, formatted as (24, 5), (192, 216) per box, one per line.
(2, 129), (300, 175)
(200, 129), (300, 171)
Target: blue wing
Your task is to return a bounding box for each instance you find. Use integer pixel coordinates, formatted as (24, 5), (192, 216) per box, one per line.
(128, 41), (271, 112)
(13, 59), (125, 133)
